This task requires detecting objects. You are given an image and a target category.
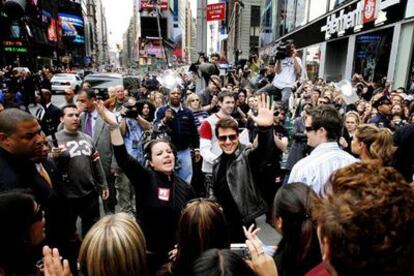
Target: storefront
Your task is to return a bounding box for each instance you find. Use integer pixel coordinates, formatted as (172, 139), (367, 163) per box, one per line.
(260, 0), (411, 86)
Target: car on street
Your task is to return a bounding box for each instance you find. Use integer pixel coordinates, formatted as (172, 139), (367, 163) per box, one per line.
(51, 73), (82, 94)
(83, 73), (140, 99)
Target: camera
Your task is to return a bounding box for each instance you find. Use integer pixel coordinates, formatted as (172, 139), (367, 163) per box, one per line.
(274, 40), (294, 60)
(230, 244), (249, 259)
(122, 101), (139, 119)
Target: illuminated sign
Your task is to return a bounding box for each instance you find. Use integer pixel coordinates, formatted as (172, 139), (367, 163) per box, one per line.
(4, 47), (28, 53)
(141, 0), (168, 10)
(59, 13), (85, 44)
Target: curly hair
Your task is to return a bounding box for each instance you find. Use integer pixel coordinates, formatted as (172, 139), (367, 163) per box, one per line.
(355, 124), (396, 165)
(314, 162), (414, 276)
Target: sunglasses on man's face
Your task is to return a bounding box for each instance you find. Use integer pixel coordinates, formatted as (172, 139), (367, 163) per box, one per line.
(305, 126), (315, 132)
(218, 134), (238, 142)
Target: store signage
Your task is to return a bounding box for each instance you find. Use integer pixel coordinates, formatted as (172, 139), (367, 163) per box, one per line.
(4, 47), (28, 53)
(141, 0), (168, 10)
(206, 3), (226, 22)
(2, 41), (23, 46)
(321, 0), (400, 39)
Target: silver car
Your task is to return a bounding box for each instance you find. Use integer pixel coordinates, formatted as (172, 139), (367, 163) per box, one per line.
(51, 73), (82, 94)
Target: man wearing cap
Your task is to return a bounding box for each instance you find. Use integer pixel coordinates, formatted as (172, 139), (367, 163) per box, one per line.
(369, 95), (392, 128)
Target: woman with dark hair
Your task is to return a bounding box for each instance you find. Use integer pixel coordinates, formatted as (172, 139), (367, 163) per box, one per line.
(137, 99), (156, 122)
(272, 183), (321, 276)
(158, 198), (229, 276)
(192, 249), (255, 276)
(95, 101), (195, 273)
(0, 191), (46, 275)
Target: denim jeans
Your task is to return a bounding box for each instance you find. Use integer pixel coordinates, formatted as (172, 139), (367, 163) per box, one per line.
(176, 148), (193, 184)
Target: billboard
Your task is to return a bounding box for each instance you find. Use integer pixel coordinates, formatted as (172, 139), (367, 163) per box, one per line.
(141, 0), (168, 10)
(58, 12), (85, 44)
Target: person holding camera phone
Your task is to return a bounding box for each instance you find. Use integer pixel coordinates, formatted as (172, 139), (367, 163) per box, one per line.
(258, 40), (302, 109)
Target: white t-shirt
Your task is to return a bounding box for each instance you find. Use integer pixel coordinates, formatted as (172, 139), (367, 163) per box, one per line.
(272, 57), (301, 89)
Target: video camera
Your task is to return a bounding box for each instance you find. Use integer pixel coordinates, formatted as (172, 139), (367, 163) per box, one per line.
(274, 40), (294, 60)
(122, 101), (139, 119)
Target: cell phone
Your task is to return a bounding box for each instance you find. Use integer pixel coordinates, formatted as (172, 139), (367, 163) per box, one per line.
(230, 243), (249, 259)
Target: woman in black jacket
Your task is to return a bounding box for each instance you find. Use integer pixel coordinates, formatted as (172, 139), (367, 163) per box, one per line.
(95, 101), (195, 273)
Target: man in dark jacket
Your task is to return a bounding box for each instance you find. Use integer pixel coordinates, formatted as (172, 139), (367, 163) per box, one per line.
(393, 123), (414, 182)
(211, 94), (277, 242)
(154, 87), (200, 183)
(39, 89), (61, 136)
(0, 108), (47, 200)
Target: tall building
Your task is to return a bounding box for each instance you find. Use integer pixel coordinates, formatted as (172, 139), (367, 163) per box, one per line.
(259, 0), (414, 91)
(227, 0), (262, 64)
(95, 0), (109, 66)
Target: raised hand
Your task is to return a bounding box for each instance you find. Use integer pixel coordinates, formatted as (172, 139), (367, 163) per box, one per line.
(42, 246), (71, 276)
(95, 100), (117, 127)
(243, 225), (278, 276)
(251, 93), (275, 127)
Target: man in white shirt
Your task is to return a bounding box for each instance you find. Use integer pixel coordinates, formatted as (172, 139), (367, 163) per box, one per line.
(258, 40), (302, 109)
(288, 105), (357, 196)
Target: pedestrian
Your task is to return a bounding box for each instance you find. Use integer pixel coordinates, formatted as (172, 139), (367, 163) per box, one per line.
(154, 87), (200, 184)
(51, 105), (109, 237)
(211, 94), (278, 242)
(288, 105), (357, 196)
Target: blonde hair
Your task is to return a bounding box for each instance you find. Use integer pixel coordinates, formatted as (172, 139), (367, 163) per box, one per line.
(79, 213), (148, 276)
(186, 93), (200, 110)
(355, 124), (396, 165)
(345, 111), (361, 125)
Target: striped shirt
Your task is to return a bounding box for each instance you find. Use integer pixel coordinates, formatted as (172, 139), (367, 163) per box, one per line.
(288, 142), (357, 196)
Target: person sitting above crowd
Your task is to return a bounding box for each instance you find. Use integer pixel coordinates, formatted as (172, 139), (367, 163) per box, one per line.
(95, 100), (196, 273)
(314, 162), (414, 275)
(351, 124), (396, 166)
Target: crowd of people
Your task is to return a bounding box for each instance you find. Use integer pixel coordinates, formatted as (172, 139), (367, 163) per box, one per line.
(0, 42), (414, 276)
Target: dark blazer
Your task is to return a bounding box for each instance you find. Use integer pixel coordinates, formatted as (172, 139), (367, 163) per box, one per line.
(41, 103), (61, 136)
(0, 148), (52, 205)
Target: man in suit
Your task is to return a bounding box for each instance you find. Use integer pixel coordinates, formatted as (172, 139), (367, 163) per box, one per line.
(37, 89), (61, 136)
(76, 89), (116, 213)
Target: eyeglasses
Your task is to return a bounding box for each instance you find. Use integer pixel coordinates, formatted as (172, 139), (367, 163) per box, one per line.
(190, 99), (200, 102)
(305, 126), (315, 132)
(218, 134), (238, 142)
(32, 204), (43, 223)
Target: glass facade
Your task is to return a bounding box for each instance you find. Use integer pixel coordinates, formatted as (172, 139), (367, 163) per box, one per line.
(305, 44), (321, 81)
(354, 28), (393, 83)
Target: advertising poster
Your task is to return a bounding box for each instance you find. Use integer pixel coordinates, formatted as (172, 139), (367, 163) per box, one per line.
(58, 13), (85, 44)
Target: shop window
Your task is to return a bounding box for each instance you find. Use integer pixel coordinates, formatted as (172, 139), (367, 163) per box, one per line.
(276, 0), (288, 38)
(309, 0), (327, 21)
(306, 44), (321, 81)
(406, 0), (414, 18)
(408, 52), (414, 94)
(295, 0), (309, 27)
(354, 28), (393, 83)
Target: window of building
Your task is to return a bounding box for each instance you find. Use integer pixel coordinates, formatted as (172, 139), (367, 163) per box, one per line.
(406, 0), (414, 18)
(309, 0), (327, 21)
(250, 5), (261, 52)
(354, 28), (394, 83)
(306, 44), (321, 81)
(260, 2), (272, 46)
(295, 0), (309, 27)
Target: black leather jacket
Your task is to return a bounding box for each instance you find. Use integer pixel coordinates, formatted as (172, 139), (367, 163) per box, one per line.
(212, 126), (278, 223)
